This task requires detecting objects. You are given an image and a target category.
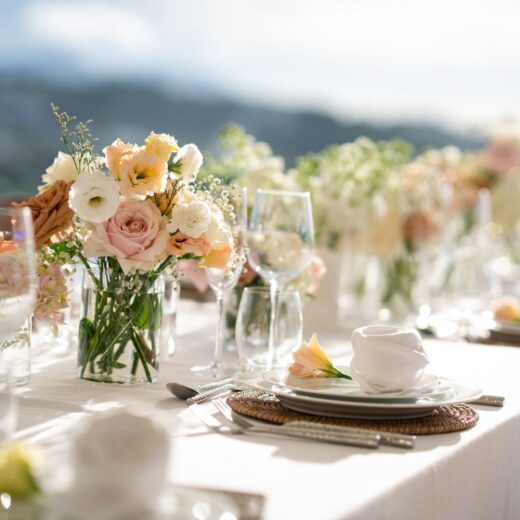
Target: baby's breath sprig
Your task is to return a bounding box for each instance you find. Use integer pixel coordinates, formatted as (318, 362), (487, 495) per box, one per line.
(51, 103), (98, 174)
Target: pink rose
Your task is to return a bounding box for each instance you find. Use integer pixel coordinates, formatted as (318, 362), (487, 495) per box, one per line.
(84, 199), (169, 274)
(306, 255), (327, 295)
(482, 142), (520, 176)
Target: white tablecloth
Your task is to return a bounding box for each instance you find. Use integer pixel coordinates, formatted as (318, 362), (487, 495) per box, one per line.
(14, 300), (520, 520)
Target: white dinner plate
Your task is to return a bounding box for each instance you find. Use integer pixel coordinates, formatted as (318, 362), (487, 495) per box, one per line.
(253, 379), (482, 420)
(263, 367), (455, 402)
(493, 319), (520, 335)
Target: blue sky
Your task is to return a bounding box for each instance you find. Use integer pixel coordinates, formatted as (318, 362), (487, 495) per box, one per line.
(1, 0), (519, 131)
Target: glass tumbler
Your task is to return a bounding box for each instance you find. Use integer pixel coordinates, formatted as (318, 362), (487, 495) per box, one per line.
(235, 287), (302, 373)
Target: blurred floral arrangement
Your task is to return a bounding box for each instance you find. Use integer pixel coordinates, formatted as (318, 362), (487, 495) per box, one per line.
(205, 123), (520, 319)
(202, 124), (295, 206)
(202, 125), (326, 299)
(13, 105), (239, 382)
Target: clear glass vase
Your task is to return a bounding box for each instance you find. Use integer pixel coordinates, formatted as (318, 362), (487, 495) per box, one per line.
(77, 274), (164, 385)
(339, 248), (424, 327)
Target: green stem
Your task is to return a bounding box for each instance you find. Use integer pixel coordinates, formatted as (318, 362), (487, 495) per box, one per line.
(131, 329), (153, 383)
(320, 366), (352, 380)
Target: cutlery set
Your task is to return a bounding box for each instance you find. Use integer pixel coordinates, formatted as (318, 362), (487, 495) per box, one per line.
(168, 379), (504, 450)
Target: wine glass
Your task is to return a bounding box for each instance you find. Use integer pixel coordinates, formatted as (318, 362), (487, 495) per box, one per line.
(0, 206), (36, 342)
(247, 190), (314, 367)
(192, 187), (247, 378)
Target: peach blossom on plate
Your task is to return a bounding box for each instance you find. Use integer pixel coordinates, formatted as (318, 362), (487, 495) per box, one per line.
(289, 334), (351, 380)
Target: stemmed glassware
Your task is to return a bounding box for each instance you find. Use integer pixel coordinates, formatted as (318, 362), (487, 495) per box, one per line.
(0, 206), (36, 440)
(192, 187), (247, 378)
(247, 190), (314, 367)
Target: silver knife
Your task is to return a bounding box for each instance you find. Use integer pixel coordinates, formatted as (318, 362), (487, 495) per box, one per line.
(470, 395), (505, 407)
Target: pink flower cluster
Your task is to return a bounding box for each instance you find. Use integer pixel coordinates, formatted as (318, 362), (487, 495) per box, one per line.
(34, 263), (68, 328)
(0, 254), (29, 298)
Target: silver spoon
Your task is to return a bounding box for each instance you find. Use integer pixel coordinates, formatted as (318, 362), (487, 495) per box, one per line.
(166, 377), (237, 400)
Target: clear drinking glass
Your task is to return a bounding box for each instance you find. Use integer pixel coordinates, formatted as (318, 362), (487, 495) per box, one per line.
(0, 206), (37, 343)
(236, 287), (302, 373)
(192, 187), (247, 378)
(0, 206), (35, 439)
(247, 190), (314, 367)
(160, 275), (179, 362)
(1, 317), (31, 386)
(0, 352), (17, 442)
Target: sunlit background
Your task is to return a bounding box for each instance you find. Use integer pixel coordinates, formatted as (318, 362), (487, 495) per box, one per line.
(1, 0), (519, 196)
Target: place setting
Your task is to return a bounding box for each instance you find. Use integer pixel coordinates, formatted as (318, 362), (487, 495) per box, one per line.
(177, 322), (497, 450)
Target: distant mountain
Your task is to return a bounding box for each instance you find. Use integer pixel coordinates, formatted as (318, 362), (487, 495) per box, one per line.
(0, 75), (484, 197)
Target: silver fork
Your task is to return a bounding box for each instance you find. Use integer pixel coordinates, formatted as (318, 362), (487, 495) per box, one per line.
(211, 399), (382, 448)
(188, 396), (379, 448)
(214, 399), (415, 449)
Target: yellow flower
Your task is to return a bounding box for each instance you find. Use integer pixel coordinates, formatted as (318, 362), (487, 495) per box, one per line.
(493, 297), (520, 322)
(119, 149), (168, 200)
(145, 132), (178, 162)
(0, 444), (42, 497)
(289, 334), (351, 379)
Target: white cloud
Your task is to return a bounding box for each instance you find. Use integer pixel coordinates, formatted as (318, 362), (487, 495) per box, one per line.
(7, 0), (520, 128)
(22, 1), (158, 73)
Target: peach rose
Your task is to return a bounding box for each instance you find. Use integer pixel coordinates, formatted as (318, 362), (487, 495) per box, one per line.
(403, 211), (439, 244)
(83, 199), (169, 274)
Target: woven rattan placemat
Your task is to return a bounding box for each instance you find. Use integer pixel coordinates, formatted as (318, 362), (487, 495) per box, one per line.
(227, 390), (479, 435)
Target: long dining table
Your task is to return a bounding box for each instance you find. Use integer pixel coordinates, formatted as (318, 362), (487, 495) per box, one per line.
(14, 299), (520, 520)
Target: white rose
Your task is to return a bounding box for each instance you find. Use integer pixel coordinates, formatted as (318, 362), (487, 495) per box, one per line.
(174, 144), (203, 182)
(168, 199), (211, 238)
(68, 170), (121, 223)
(40, 152), (78, 189)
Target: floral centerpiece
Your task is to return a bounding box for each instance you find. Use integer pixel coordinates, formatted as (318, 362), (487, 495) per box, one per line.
(16, 106), (238, 384)
(291, 137), (436, 320)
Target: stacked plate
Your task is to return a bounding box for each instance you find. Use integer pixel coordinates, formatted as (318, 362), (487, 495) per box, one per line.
(256, 368), (482, 420)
